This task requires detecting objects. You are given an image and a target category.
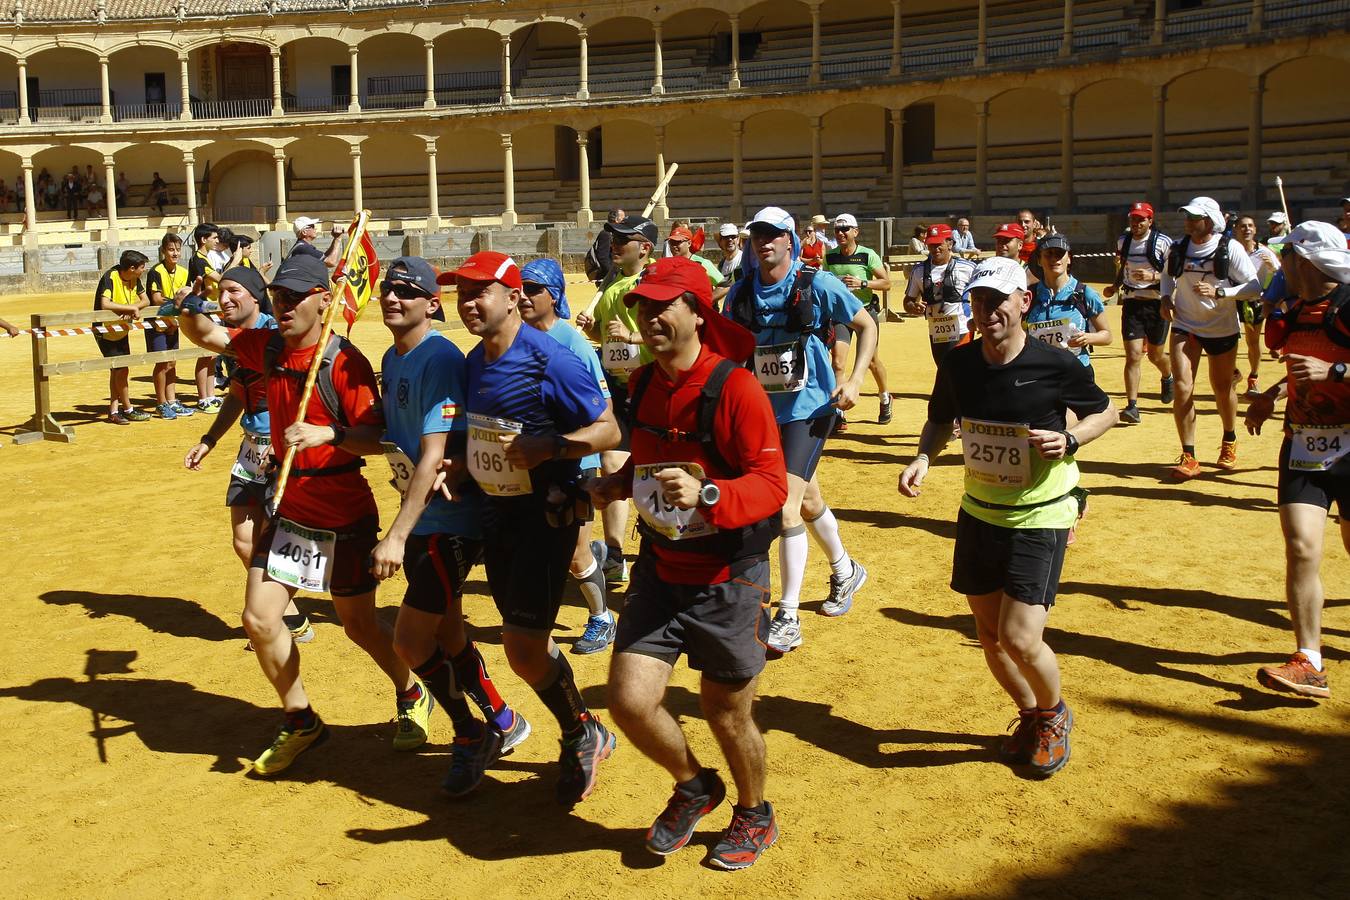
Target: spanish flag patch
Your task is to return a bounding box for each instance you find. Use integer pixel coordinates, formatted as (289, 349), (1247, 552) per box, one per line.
(441, 400), (458, 421)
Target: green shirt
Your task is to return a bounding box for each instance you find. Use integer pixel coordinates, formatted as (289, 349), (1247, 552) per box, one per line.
(690, 253), (725, 287)
(591, 269), (651, 384)
(824, 244), (883, 305)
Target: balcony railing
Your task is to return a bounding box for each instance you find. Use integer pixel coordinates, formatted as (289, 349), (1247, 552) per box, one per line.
(905, 41), (978, 73)
(113, 103), (183, 122)
(988, 33), (1062, 64)
(1166, 9), (1251, 41)
(35, 87), (101, 107)
(367, 69), (502, 106)
(284, 95), (347, 113)
(1267, 0), (1350, 28)
(191, 98), (273, 119)
(34, 104), (102, 123)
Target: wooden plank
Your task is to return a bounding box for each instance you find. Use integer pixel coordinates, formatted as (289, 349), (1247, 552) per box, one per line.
(42, 346), (214, 377)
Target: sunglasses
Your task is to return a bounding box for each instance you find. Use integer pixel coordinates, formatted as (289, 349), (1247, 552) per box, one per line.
(522, 283), (550, 297)
(381, 281), (430, 300)
(271, 286), (321, 305)
(835, 226), (854, 233)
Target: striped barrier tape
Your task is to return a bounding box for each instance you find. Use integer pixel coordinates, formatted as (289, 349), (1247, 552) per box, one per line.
(4, 314), (222, 339)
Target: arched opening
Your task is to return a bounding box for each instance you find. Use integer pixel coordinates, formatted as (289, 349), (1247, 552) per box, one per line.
(822, 103), (889, 217)
(113, 143), (188, 220)
(742, 109), (811, 217)
(987, 87), (1061, 213)
(660, 8), (731, 93)
(513, 21), (580, 101)
(1074, 78), (1152, 212)
(431, 28), (503, 106)
(591, 118), (656, 219)
(587, 16), (656, 97)
(359, 132), (425, 219)
(283, 136), (357, 223)
(26, 47), (101, 123)
(359, 32), (426, 110)
(901, 95), (976, 218)
(1262, 55), (1350, 211)
(186, 39), (276, 119)
(0, 148), (22, 222)
(1164, 67), (1247, 207)
(32, 146), (106, 223)
(282, 36), (351, 113)
(820, 0), (894, 80)
(0, 54), (20, 121)
(738, 0), (812, 86)
(108, 44), (184, 122)
(208, 150), (277, 225)
(665, 113), (731, 218)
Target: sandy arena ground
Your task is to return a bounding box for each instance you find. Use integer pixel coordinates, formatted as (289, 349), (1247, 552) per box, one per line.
(1, 283), (1346, 898)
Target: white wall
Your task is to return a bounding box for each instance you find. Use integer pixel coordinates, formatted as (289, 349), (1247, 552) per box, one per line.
(114, 144), (185, 186)
(285, 137), (352, 180)
(600, 120), (656, 166)
(213, 155), (276, 211)
(513, 125), (557, 170)
(438, 129), (502, 174)
(362, 133), (423, 177)
(287, 39), (349, 101)
(666, 115), (730, 163)
(933, 97), (976, 149)
(26, 48), (99, 95)
(356, 34), (424, 100)
(1265, 56), (1347, 126)
(107, 48), (182, 108)
(988, 88), (1060, 146)
(1166, 68), (1245, 133)
(433, 29), (502, 74)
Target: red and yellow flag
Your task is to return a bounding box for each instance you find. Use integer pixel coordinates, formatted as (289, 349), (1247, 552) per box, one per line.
(334, 219), (380, 333)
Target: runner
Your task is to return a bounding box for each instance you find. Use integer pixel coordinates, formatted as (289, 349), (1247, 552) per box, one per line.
(668, 224), (725, 291)
(144, 234), (194, 420)
(185, 224), (223, 413)
(1101, 201), (1174, 424)
(182, 265), (314, 648)
(903, 223), (978, 367)
(1233, 214), (1282, 398)
(445, 250), (622, 806)
(1266, 211), (1290, 243)
(898, 256), (1118, 777)
(590, 256), (787, 869)
(726, 206), (876, 654)
(714, 223), (743, 302)
(367, 256), (528, 795)
(92, 249), (151, 425)
(992, 222), (1026, 261)
(1026, 235), (1112, 368)
(825, 213), (893, 425)
(177, 253), (430, 776)
(518, 256), (617, 655)
(1245, 221), (1350, 699)
(1161, 196), (1258, 479)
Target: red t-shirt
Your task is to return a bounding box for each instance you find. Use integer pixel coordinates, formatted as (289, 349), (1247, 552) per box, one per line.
(621, 347), (787, 584)
(1283, 290), (1350, 428)
(229, 328), (383, 528)
(800, 240), (825, 270)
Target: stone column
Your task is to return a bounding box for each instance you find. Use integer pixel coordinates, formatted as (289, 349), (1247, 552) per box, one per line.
(890, 0), (903, 76)
(17, 58), (29, 125)
(99, 55), (112, 123)
(653, 22), (665, 95)
(977, 0), (988, 67)
(1152, 0), (1166, 44)
(731, 121), (744, 223)
(577, 27), (590, 100)
(1150, 83), (1166, 203)
(183, 151), (198, 223)
(1061, 0), (1074, 57)
(22, 158), (37, 239)
(501, 133), (517, 226)
(809, 4), (822, 84)
(424, 41), (437, 109)
(729, 15), (742, 89)
(348, 46), (361, 113)
(179, 53), (192, 120)
(351, 144), (363, 213)
(501, 35), (513, 104)
(1251, 0), (1265, 32)
(810, 116), (823, 216)
(1058, 94), (1075, 211)
(271, 48), (284, 116)
(103, 155), (118, 230)
(1245, 74), (1264, 209)
(577, 132), (593, 226)
(273, 148), (288, 228)
(426, 139), (440, 228)
(890, 108), (904, 215)
(654, 124), (669, 222)
(973, 101), (989, 214)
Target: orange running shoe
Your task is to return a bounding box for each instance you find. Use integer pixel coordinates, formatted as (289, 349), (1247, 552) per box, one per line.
(1257, 652), (1329, 699)
(997, 709), (1038, 765)
(1171, 452), (1201, 480)
(1216, 440), (1238, 471)
(1028, 704), (1074, 778)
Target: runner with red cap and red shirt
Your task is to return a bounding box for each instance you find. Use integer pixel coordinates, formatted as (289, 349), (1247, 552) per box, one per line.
(904, 223), (979, 366)
(590, 255), (787, 870)
(1102, 201), (1175, 424)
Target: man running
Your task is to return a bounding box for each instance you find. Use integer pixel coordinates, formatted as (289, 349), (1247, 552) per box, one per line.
(826, 213), (893, 425)
(1234, 214), (1282, 398)
(668, 224), (724, 291)
(1245, 221), (1350, 699)
(1103, 201), (1174, 423)
(591, 256), (787, 869)
(1027, 235), (1112, 367)
(726, 206), (876, 653)
(446, 251), (622, 806)
(898, 256), (1118, 777)
(904, 223), (978, 367)
(178, 254), (430, 775)
(992, 222), (1026, 261)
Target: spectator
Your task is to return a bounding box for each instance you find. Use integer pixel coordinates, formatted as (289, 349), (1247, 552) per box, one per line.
(953, 217), (978, 253)
(287, 215), (345, 267)
(144, 233), (194, 420)
(715, 222), (742, 283)
(93, 249), (151, 424)
(115, 172), (129, 209)
(145, 171), (171, 214)
(1265, 211), (1289, 243)
(809, 214), (838, 250)
(908, 225), (927, 254)
(0, 178), (11, 210)
(85, 180), (105, 217)
(44, 176), (59, 211)
(84, 165), (98, 196)
(800, 220), (828, 270)
(666, 224), (723, 290)
(209, 227), (235, 272)
(61, 172), (81, 220)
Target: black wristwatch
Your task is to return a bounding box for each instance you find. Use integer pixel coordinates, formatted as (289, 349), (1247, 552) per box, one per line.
(1062, 431), (1080, 456)
(698, 479), (721, 508)
(328, 423), (347, 446)
(1332, 362), (1347, 383)
(1215, 287), (1228, 299)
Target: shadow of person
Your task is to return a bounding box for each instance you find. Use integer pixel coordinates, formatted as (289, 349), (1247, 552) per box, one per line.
(830, 507), (958, 538)
(40, 589), (239, 642)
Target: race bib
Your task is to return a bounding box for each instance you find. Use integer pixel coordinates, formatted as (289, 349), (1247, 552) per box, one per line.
(633, 462), (717, 541)
(961, 418), (1031, 487)
(230, 433), (271, 484)
(754, 341), (806, 393)
(266, 518), (336, 593)
(602, 339), (642, 374)
(466, 413), (532, 497)
(928, 313), (965, 344)
(1028, 317), (1078, 349)
(1289, 425), (1350, 472)
(381, 440), (415, 497)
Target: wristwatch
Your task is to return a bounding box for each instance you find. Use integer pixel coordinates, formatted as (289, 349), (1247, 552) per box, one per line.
(1332, 362), (1347, 383)
(328, 423), (346, 446)
(1216, 287), (1227, 299)
(698, 479), (721, 508)
(1062, 431), (1080, 456)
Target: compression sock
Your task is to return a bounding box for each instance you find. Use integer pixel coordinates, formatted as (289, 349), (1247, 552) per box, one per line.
(804, 506), (853, 579)
(777, 525), (808, 618)
(284, 705), (318, 730)
(414, 648), (476, 736)
(1299, 648), (1324, 671)
(532, 645), (588, 734)
(1182, 444), (1196, 457)
(451, 641), (513, 731)
(1222, 430), (1237, 443)
(574, 557), (608, 617)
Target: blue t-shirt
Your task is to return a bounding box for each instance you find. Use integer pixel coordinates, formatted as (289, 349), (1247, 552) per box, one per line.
(727, 260), (863, 423)
(545, 319), (610, 472)
(464, 321), (608, 498)
(237, 311), (276, 436)
(381, 331), (481, 538)
(1027, 277), (1105, 367)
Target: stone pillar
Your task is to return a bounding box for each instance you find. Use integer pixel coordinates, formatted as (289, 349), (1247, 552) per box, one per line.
(271, 48), (284, 116)
(351, 144), (363, 213)
(273, 148), (288, 228)
(577, 27), (590, 100)
(17, 58), (29, 125)
(810, 115), (823, 216)
(973, 101), (989, 214)
(1245, 74), (1264, 209)
(890, 108), (904, 215)
(1058, 94), (1075, 211)
(99, 56), (112, 123)
(347, 46), (361, 113)
(22, 158), (37, 241)
(731, 121), (744, 223)
(652, 22), (665, 95)
(1152, 0), (1166, 44)
(501, 133), (517, 226)
(729, 16), (741, 89)
(501, 35), (513, 104)
(183, 151), (198, 223)
(426, 139), (440, 228)
(1151, 83), (1166, 204)
(424, 41), (437, 109)
(890, 0), (903, 76)
(103, 155), (118, 230)
(653, 124), (669, 222)
(809, 4), (822, 84)
(977, 0), (988, 67)
(179, 53), (192, 120)
(577, 132), (593, 226)
(1251, 0), (1265, 32)
(1061, 0), (1074, 57)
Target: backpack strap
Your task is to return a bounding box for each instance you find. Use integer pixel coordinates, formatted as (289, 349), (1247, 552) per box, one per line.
(728, 276), (758, 332)
(264, 330), (349, 426)
(625, 362), (657, 433)
(696, 359), (738, 475)
(1112, 232), (1129, 290)
(1166, 235), (1189, 279)
(1146, 228), (1166, 272)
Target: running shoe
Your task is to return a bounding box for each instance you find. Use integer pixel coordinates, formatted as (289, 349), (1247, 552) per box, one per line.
(602, 548), (629, 585)
(156, 402), (178, 420)
(197, 397), (220, 414)
(819, 561), (867, 617)
(252, 714), (328, 776)
(556, 714), (616, 807)
(287, 615), (315, 644)
(1027, 704), (1073, 778)
(998, 710), (1038, 765)
(1245, 375), (1261, 397)
(1171, 452), (1201, 480)
(573, 611), (617, 655)
(647, 769), (727, 856)
(1119, 404), (1141, 425)
(108, 411), (131, 426)
(442, 721), (504, 797)
(125, 407), (151, 422)
(834, 413), (849, 434)
(766, 610), (803, 654)
(497, 709), (532, 756)
(169, 400), (195, 417)
(707, 802), (779, 870)
(1160, 376), (1174, 404)
(1257, 652), (1329, 699)
(1216, 440), (1238, 471)
(392, 682), (434, 751)
(878, 394), (893, 425)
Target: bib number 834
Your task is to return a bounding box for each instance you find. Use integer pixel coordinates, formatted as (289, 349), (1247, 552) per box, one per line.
(1305, 435), (1343, 454)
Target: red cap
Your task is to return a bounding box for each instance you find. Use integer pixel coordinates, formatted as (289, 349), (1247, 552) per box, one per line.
(925, 223), (953, 245)
(993, 222), (1026, 240)
(623, 257), (757, 363)
(668, 225), (694, 244)
(437, 251), (523, 289)
(1129, 201), (1154, 219)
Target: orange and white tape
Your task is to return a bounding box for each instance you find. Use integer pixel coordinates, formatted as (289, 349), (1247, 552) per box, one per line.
(4, 314), (221, 339)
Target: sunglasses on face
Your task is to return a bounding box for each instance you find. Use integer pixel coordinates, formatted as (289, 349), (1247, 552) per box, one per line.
(381, 281), (429, 300)
(271, 287), (319, 306)
(1041, 249), (1067, 260)
(835, 226), (854, 233)
(522, 283), (550, 297)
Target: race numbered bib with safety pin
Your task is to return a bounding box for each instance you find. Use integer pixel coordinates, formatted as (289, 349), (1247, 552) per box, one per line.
(466, 413), (533, 497)
(1028, 317), (1078, 349)
(961, 418), (1032, 487)
(230, 433), (271, 484)
(602, 339), (642, 374)
(381, 440), (415, 497)
(1289, 425), (1350, 472)
(633, 462), (717, 541)
(754, 341), (806, 393)
(928, 313), (965, 344)
(266, 518), (336, 593)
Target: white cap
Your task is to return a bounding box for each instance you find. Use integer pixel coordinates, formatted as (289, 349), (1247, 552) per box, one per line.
(718, 223), (740, 238)
(965, 256), (1029, 296)
(1267, 211), (1289, 225)
(1287, 220), (1350, 282)
(739, 223), (751, 238)
(1179, 196), (1225, 231)
(748, 206), (795, 234)
(293, 216), (321, 234)
(833, 213), (858, 229)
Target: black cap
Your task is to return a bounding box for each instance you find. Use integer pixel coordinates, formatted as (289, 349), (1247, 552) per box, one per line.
(221, 266), (268, 305)
(383, 256), (439, 297)
(268, 255), (330, 293)
(605, 214), (659, 246)
(1038, 234), (1071, 253)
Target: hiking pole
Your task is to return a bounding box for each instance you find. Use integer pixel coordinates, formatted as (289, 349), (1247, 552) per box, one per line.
(1274, 176), (1291, 225)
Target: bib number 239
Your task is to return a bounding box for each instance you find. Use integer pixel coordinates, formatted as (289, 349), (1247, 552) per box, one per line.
(266, 518), (336, 593)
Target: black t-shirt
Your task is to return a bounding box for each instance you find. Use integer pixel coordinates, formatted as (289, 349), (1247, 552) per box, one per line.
(929, 335), (1110, 432)
(186, 250), (219, 301)
(289, 240), (324, 260)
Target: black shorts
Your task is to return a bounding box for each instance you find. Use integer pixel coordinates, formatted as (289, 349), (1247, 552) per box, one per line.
(1120, 298), (1169, 345)
(1172, 328), (1240, 356)
(403, 532), (484, 615)
(1278, 439), (1350, 517)
(94, 334), (130, 359)
(225, 473), (275, 509)
(779, 414), (834, 479)
(616, 554), (770, 682)
(832, 302), (879, 344)
(250, 513), (379, 598)
(481, 497), (579, 632)
(145, 327), (180, 353)
(608, 381), (632, 452)
(950, 508), (1069, 607)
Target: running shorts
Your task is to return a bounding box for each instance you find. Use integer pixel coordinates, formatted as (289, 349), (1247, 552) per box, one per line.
(950, 509), (1069, 607)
